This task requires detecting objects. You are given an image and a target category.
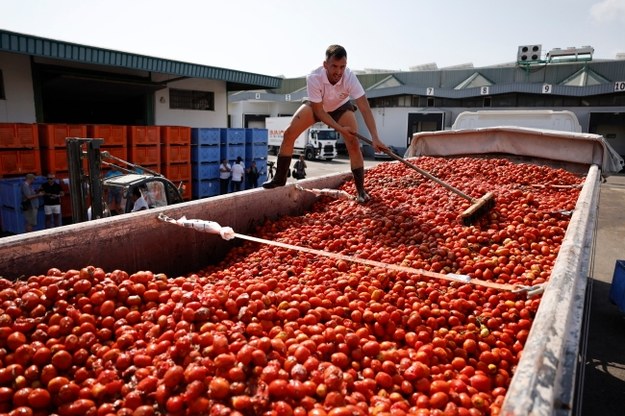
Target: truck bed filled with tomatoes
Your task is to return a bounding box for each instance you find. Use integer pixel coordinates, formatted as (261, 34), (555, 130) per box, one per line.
(0, 153), (602, 416)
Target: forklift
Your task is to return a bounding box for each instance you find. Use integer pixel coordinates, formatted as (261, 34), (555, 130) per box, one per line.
(66, 138), (185, 223)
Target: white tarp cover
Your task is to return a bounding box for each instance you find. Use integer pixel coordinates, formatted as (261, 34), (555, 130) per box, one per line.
(406, 126), (624, 176)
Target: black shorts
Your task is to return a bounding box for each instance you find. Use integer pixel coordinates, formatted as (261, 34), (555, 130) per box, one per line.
(305, 101), (357, 123)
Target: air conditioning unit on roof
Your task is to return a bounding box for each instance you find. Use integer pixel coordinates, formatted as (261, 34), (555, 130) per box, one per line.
(517, 45), (542, 63)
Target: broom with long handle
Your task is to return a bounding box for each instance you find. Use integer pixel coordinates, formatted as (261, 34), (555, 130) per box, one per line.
(355, 133), (495, 225)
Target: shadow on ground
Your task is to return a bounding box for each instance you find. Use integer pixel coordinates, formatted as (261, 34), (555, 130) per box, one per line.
(581, 279), (625, 415)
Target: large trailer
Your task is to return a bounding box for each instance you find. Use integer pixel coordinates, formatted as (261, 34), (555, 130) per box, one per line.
(0, 128), (622, 415)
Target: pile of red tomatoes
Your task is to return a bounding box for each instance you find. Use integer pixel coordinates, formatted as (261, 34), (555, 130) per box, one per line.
(0, 157), (583, 415)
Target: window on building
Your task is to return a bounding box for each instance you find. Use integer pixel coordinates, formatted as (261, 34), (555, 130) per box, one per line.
(0, 70), (5, 99)
(169, 89), (214, 111)
(397, 96), (411, 107)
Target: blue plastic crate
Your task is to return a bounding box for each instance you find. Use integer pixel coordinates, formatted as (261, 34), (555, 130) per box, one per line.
(0, 176), (46, 209)
(609, 260), (625, 312)
(245, 143), (268, 160)
(191, 128), (221, 146)
(245, 128), (268, 144)
(191, 145), (221, 163)
(220, 128), (246, 145)
(192, 179), (220, 199)
(221, 144), (245, 162)
(1, 205), (46, 234)
(192, 162), (220, 181)
(0, 178), (24, 209)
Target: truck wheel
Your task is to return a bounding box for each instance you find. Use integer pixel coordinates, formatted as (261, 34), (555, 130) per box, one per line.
(304, 148), (315, 160)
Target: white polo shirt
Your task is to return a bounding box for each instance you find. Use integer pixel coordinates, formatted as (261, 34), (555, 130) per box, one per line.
(306, 66), (365, 112)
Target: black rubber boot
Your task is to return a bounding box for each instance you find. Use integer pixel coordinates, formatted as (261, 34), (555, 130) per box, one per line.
(352, 167), (370, 203)
(262, 155), (291, 189)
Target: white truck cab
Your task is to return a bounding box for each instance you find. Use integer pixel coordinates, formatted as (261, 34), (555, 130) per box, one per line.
(266, 117), (338, 161)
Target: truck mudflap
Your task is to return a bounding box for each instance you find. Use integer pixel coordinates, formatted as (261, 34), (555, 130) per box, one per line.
(500, 164), (600, 415)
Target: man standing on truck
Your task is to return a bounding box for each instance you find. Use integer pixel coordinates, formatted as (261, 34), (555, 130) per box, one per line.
(262, 44), (388, 203)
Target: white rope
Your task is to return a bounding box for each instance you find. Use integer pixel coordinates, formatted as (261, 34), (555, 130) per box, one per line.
(158, 213), (543, 296)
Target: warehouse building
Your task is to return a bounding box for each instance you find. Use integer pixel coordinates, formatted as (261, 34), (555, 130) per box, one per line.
(0, 29), (281, 221)
(228, 45), (625, 156)
(0, 29), (280, 127)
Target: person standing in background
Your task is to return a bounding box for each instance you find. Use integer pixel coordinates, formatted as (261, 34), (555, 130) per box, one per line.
(219, 159), (231, 195)
(21, 173), (43, 232)
(292, 155), (307, 180)
(230, 156), (245, 192)
(246, 160), (260, 188)
(39, 173), (64, 228)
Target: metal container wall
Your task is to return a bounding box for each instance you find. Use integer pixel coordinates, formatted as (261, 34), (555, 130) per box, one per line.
(0, 172), (350, 279)
(501, 165), (600, 415)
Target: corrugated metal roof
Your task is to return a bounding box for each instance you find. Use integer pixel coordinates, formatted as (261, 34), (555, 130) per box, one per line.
(0, 29), (281, 90)
(240, 59), (624, 100)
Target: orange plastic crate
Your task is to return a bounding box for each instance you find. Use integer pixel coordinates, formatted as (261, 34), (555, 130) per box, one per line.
(88, 125), (128, 147)
(39, 124), (88, 148)
(0, 149), (42, 176)
(42, 148), (70, 173)
(129, 126), (160, 146)
(0, 123), (38, 148)
(129, 145), (161, 166)
(161, 126), (191, 145)
(101, 146), (128, 167)
(161, 162), (191, 182)
(161, 144), (190, 164)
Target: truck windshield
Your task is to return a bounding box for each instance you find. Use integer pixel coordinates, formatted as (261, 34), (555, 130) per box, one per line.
(317, 130), (338, 141)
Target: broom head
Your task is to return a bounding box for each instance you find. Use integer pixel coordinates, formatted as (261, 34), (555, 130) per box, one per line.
(461, 192), (495, 225)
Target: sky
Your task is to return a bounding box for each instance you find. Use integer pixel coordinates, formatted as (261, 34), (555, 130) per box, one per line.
(1, 0), (624, 78)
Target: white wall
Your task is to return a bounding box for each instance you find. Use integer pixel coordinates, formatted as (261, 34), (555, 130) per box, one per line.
(154, 78), (229, 128)
(0, 52), (37, 122)
(228, 100), (303, 128)
(229, 101), (417, 150)
(229, 101), (276, 128)
(358, 107), (412, 149)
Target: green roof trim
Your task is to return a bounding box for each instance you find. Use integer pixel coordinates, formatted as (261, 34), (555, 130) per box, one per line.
(0, 29), (281, 90)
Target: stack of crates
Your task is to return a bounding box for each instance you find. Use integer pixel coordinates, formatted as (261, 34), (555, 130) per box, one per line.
(128, 126), (161, 172)
(38, 124), (87, 220)
(245, 128), (269, 189)
(161, 126), (192, 200)
(0, 123), (41, 178)
(88, 125), (128, 166)
(0, 176), (47, 234)
(39, 124), (88, 174)
(221, 128), (246, 192)
(0, 123), (44, 234)
(191, 128), (221, 199)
